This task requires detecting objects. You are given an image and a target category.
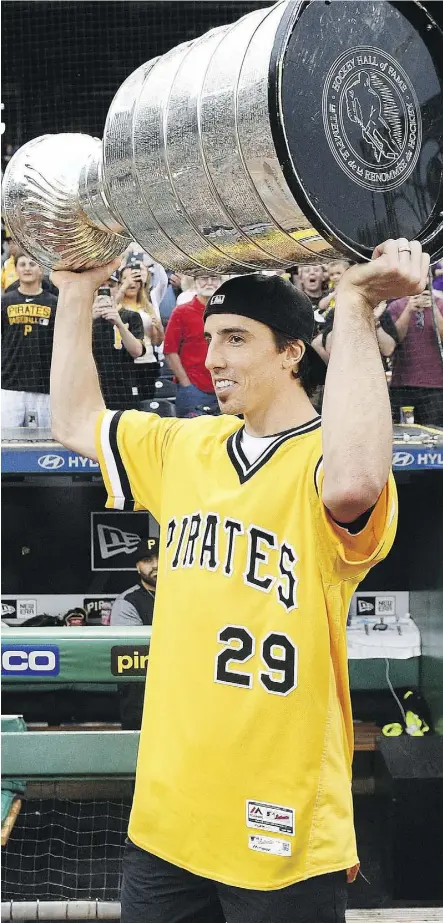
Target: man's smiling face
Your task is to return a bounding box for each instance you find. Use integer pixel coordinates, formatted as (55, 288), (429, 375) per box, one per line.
(204, 313), (301, 416)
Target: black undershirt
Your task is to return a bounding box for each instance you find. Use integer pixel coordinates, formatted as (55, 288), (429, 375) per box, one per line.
(333, 505), (376, 534)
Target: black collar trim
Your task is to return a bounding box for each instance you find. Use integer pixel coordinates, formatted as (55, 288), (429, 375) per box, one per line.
(227, 417), (321, 484)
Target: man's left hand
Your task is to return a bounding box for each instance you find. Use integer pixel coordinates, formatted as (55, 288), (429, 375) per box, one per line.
(337, 239), (430, 308)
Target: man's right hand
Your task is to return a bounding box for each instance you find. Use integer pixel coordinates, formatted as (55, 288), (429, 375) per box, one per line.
(51, 258), (122, 295)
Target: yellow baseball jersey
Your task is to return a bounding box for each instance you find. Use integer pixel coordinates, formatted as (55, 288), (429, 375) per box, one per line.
(96, 409), (397, 890)
(1, 256), (18, 292)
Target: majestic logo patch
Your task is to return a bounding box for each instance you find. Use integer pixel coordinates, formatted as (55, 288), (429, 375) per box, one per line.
(322, 46), (421, 191)
(247, 800), (295, 836)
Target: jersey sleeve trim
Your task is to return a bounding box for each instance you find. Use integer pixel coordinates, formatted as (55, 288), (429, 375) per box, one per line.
(314, 456), (377, 534)
(315, 469), (398, 577)
(96, 409), (134, 510)
(314, 456), (323, 496)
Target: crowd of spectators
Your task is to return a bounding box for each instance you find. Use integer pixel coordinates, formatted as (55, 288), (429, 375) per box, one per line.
(2, 226), (443, 429)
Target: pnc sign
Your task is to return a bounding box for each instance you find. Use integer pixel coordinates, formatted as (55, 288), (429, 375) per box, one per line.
(1, 645), (60, 676)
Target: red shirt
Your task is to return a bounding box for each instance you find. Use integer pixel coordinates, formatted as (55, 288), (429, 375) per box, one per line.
(163, 296), (214, 393)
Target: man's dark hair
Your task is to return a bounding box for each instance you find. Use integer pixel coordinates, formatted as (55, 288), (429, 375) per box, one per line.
(20, 613), (62, 627)
(272, 330), (320, 399)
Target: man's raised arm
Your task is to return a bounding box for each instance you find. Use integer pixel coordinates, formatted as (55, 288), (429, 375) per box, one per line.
(321, 239), (429, 524)
(50, 259), (121, 460)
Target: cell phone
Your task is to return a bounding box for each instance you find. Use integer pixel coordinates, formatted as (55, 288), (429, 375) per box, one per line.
(131, 261), (142, 271)
(98, 287), (111, 297)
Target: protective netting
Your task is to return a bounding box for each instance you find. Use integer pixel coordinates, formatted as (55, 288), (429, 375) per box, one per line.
(313, 269), (443, 429)
(1, 1), (269, 415)
(2, 1), (269, 157)
(1, 797), (130, 901)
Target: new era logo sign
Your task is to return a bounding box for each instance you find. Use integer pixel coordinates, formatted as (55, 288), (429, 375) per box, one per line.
(91, 511), (159, 571)
(357, 597), (375, 615)
(97, 524), (140, 559)
(210, 294), (225, 305)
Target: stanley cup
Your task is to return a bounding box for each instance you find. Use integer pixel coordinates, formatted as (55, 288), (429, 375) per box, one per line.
(3, 0), (443, 273)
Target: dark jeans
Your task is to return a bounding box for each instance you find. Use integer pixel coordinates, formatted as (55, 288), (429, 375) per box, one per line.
(390, 386), (443, 428)
(121, 839), (348, 923)
(176, 383), (220, 418)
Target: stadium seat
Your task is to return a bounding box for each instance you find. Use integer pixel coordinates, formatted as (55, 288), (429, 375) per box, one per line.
(154, 378), (177, 399)
(139, 399), (176, 417)
(159, 360), (174, 380)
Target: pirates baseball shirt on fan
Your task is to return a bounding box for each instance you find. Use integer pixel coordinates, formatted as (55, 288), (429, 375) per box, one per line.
(96, 408), (397, 890)
(1, 288), (57, 391)
(2, 268), (57, 427)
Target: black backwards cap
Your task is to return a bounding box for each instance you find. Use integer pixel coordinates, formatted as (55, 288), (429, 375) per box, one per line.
(204, 274), (326, 385)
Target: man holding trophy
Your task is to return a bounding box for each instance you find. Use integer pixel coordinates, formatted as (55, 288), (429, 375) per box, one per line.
(47, 239), (427, 923)
(3, 0), (441, 919)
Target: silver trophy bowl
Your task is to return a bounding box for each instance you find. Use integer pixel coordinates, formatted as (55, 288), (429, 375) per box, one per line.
(2, 134), (130, 271)
(3, 0), (442, 272)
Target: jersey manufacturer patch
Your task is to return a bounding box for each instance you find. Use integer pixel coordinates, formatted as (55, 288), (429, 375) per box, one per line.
(246, 800), (295, 836)
(248, 835), (291, 856)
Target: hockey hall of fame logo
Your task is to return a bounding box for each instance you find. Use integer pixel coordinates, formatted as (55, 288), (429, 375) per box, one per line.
(322, 47), (422, 192)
